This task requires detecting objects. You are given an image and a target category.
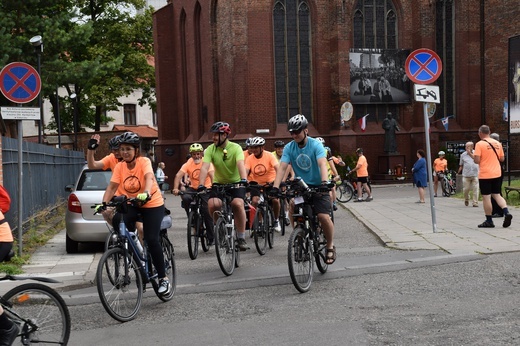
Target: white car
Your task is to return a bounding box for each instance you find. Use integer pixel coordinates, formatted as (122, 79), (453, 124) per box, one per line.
(65, 166), (112, 253)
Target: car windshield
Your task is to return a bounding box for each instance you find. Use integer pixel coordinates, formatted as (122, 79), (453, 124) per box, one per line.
(77, 170), (112, 191)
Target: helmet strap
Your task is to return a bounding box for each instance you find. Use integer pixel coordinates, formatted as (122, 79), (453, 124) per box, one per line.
(297, 131), (307, 147)
(216, 133), (227, 147)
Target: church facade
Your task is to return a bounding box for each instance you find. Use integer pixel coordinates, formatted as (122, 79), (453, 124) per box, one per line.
(153, 0), (520, 176)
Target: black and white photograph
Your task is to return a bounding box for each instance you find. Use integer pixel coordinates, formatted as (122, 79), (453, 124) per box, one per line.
(349, 48), (411, 104)
(510, 35), (520, 134)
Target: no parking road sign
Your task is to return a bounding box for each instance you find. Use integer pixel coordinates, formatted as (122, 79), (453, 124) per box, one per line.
(405, 48), (442, 85)
(0, 62), (41, 104)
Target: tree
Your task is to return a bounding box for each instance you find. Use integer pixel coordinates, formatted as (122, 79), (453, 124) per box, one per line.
(0, 0), (155, 136)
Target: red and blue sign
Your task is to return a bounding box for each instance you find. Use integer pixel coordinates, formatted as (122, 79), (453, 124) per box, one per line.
(405, 48), (442, 85)
(0, 62), (41, 104)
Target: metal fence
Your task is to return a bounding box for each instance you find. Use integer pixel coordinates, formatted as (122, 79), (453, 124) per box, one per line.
(2, 136), (85, 230)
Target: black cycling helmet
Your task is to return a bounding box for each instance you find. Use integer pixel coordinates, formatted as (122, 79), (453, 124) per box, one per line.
(210, 121), (231, 134)
(119, 132), (140, 148)
(274, 140), (285, 148)
(108, 135), (121, 150)
(288, 114), (308, 132)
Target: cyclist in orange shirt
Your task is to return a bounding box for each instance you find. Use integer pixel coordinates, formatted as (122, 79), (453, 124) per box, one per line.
(245, 137), (281, 232)
(473, 125), (512, 228)
(0, 210), (13, 263)
(347, 148), (373, 202)
(433, 151), (448, 197)
(173, 143), (215, 244)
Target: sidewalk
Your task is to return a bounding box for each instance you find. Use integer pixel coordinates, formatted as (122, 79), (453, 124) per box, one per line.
(10, 184), (519, 291)
(347, 184), (520, 255)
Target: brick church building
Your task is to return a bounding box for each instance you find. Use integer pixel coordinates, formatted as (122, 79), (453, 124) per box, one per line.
(153, 0), (520, 178)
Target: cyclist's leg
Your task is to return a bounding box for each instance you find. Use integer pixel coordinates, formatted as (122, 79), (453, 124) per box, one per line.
(141, 205), (166, 278)
(313, 194), (335, 263)
(207, 190), (223, 222)
(0, 306), (18, 345)
(230, 188), (247, 237)
(200, 193), (214, 241)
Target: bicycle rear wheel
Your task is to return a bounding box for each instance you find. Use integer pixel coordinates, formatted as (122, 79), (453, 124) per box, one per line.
(336, 182), (354, 203)
(441, 178), (451, 197)
(155, 231), (177, 302)
(253, 207), (268, 255)
(96, 247), (143, 322)
(187, 210), (200, 260)
(279, 199), (287, 236)
(287, 227), (314, 293)
(314, 227), (329, 274)
(215, 218), (235, 276)
(3, 283), (71, 345)
(267, 206), (275, 249)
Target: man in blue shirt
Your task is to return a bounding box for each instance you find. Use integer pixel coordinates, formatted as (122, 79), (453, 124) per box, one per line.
(271, 114), (336, 264)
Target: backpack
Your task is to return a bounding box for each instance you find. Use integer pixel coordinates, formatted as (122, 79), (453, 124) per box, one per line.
(0, 185), (11, 214)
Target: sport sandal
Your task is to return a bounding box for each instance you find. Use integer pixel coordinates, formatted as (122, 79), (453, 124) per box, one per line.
(325, 246), (336, 265)
(477, 221), (495, 228)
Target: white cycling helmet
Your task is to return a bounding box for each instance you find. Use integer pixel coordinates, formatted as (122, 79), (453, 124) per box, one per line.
(249, 137), (265, 147)
(316, 137), (325, 145)
(438, 151), (445, 156)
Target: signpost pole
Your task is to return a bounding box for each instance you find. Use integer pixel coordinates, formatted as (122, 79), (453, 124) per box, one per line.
(423, 102), (437, 232)
(17, 107), (23, 255)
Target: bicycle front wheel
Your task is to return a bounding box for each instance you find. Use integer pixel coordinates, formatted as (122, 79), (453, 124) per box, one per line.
(266, 206), (275, 249)
(253, 207), (268, 255)
(3, 283), (71, 345)
(156, 232), (177, 302)
(187, 210), (200, 260)
(336, 182), (354, 203)
(215, 218), (235, 276)
(96, 247), (143, 322)
(441, 178), (451, 197)
(287, 227), (314, 293)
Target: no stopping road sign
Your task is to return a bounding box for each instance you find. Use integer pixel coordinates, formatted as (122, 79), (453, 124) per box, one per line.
(0, 62), (41, 104)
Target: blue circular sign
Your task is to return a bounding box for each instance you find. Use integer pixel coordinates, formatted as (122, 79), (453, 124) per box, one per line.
(0, 62), (41, 103)
(405, 49), (443, 85)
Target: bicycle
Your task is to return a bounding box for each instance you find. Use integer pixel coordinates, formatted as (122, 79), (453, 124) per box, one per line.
(440, 170), (457, 197)
(248, 182), (276, 255)
(95, 196), (176, 322)
(335, 177), (355, 203)
(283, 178), (333, 293)
(182, 190), (211, 260)
(0, 274), (71, 345)
(211, 184), (243, 276)
(277, 181), (291, 236)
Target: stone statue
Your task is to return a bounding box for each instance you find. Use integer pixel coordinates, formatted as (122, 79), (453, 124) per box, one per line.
(382, 112), (400, 153)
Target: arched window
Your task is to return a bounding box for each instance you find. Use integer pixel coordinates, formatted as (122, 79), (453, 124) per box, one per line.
(352, 0), (398, 123)
(273, 0), (313, 124)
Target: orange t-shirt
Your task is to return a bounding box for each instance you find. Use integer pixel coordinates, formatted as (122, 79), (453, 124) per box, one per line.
(180, 158), (214, 189)
(0, 211), (13, 242)
(474, 138), (503, 179)
(101, 153), (120, 171)
(245, 151), (278, 185)
(111, 157), (163, 208)
(356, 155), (369, 177)
(433, 158), (447, 172)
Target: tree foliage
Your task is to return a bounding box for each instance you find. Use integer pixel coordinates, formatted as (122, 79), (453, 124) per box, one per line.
(0, 0), (155, 134)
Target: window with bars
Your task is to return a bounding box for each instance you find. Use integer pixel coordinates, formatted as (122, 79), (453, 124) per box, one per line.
(124, 104), (137, 125)
(352, 0), (398, 124)
(273, 0), (313, 124)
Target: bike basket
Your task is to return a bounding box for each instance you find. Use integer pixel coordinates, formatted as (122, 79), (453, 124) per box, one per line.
(161, 215), (172, 230)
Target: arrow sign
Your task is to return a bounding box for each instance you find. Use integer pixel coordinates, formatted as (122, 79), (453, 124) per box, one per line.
(405, 49), (443, 85)
(0, 62), (41, 104)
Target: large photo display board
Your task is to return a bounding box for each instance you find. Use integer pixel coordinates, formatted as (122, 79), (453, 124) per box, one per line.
(510, 35), (520, 134)
(349, 48), (411, 104)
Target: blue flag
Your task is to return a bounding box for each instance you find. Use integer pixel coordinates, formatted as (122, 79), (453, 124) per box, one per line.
(441, 117), (449, 131)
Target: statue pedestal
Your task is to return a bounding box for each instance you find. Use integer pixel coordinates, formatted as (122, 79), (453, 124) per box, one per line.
(378, 154), (405, 174)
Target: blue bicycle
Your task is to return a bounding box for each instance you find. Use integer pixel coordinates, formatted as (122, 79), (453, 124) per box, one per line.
(95, 196), (176, 322)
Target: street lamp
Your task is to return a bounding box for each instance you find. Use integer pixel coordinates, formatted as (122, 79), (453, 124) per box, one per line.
(70, 93), (78, 150)
(29, 35), (43, 144)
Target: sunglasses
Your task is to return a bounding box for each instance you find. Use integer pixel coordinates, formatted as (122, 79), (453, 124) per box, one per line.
(290, 129), (302, 135)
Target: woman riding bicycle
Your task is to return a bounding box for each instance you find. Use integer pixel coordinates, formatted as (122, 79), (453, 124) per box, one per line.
(97, 132), (171, 296)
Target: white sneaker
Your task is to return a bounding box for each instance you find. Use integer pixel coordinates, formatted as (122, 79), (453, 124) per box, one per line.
(273, 220), (281, 233)
(158, 278), (171, 295)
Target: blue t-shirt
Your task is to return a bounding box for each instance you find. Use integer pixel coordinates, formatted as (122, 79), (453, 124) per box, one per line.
(281, 137), (326, 186)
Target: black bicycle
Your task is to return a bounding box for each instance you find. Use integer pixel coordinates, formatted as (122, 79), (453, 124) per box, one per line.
(212, 184), (243, 276)
(440, 170), (457, 197)
(0, 274), (71, 345)
(95, 196), (176, 322)
(248, 182), (277, 255)
(182, 190), (211, 260)
(283, 178), (333, 293)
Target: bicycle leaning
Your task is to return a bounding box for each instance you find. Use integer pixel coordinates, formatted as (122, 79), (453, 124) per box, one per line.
(439, 170), (457, 197)
(0, 274), (71, 345)
(94, 196), (176, 322)
(280, 178), (334, 293)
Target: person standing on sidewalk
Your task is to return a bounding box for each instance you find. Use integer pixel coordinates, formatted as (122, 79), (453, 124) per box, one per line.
(348, 148), (373, 202)
(458, 142), (479, 207)
(155, 162), (168, 195)
(490, 133), (504, 217)
(432, 151), (448, 197)
(412, 149), (427, 203)
(473, 125), (512, 228)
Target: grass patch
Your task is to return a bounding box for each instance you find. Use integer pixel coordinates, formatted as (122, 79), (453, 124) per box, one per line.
(0, 202), (66, 274)
(453, 179), (520, 207)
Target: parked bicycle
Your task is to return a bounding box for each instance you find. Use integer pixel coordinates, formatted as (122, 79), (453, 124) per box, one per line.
(282, 178), (333, 293)
(247, 182), (277, 255)
(181, 190), (211, 260)
(212, 184), (242, 276)
(94, 196), (176, 322)
(336, 170), (371, 203)
(440, 170), (457, 197)
(0, 274), (71, 345)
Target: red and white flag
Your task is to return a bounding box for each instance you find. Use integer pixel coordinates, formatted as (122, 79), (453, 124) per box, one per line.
(358, 114), (369, 132)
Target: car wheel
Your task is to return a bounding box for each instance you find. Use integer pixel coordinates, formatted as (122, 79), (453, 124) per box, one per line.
(66, 234), (79, 254)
